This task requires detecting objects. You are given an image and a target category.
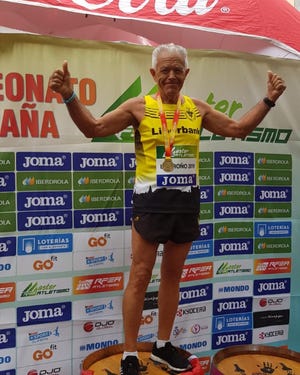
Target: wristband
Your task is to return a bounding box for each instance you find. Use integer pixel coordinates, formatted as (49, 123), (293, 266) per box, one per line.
(263, 97), (275, 108)
(63, 91), (76, 104)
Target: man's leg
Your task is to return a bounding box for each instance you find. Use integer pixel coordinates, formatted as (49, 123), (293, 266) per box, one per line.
(157, 240), (192, 340)
(122, 224), (159, 352)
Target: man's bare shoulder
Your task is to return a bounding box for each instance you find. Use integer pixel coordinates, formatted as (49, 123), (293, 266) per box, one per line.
(190, 97), (212, 117)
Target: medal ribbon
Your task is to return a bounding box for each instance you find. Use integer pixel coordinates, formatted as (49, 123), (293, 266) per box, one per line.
(156, 93), (181, 159)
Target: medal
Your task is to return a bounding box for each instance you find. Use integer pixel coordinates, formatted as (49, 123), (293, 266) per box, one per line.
(156, 93), (181, 171)
(162, 158), (174, 172)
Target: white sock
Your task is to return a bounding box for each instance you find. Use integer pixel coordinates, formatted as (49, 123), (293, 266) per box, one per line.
(156, 339), (169, 348)
(122, 351), (139, 360)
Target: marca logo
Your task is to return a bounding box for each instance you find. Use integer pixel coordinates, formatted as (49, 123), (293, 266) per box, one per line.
(0, 282), (15, 302)
(254, 258), (291, 274)
(179, 284), (212, 305)
(17, 152), (71, 170)
(215, 152), (253, 168)
(0, 328), (15, 349)
(18, 211), (72, 231)
(181, 262), (213, 281)
(17, 302), (72, 326)
(73, 272), (123, 294)
(256, 187), (291, 202)
(73, 152), (122, 170)
(215, 169), (254, 184)
(213, 297), (252, 315)
(214, 239), (253, 256)
(74, 209), (123, 228)
(18, 192), (72, 211)
(212, 330), (252, 349)
(254, 278), (290, 295)
(200, 187), (213, 202)
(0, 236), (16, 257)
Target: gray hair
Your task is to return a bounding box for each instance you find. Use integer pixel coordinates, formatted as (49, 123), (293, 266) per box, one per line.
(152, 43), (188, 69)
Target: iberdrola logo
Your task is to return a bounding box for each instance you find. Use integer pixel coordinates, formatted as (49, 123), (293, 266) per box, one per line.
(22, 177), (35, 186)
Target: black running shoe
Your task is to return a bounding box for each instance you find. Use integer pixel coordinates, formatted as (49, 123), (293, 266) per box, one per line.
(150, 342), (191, 372)
(120, 356), (141, 375)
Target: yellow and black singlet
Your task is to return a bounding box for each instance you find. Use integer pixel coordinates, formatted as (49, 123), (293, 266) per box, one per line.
(133, 95), (202, 214)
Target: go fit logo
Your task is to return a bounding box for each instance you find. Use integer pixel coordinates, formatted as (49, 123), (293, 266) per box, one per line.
(32, 344), (57, 361)
(88, 235), (108, 247)
(33, 256), (57, 271)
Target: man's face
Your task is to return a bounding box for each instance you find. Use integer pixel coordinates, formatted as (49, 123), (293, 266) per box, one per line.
(150, 52), (189, 102)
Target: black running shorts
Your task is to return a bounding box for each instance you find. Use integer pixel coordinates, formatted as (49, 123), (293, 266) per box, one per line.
(132, 212), (200, 244)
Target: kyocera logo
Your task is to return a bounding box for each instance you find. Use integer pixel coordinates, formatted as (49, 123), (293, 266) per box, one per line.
(254, 278), (290, 295)
(17, 302), (72, 326)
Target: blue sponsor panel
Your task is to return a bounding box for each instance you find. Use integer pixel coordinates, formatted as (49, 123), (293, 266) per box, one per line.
(125, 207), (132, 227)
(17, 191), (72, 211)
(179, 284), (213, 305)
(199, 223), (213, 240)
(255, 221), (292, 237)
(188, 240), (213, 259)
(214, 152), (254, 169)
(215, 168), (254, 185)
(212, 329), (252, 350)
(255, 187), (292, 202)
(0, 173), (15, 192)
(253, 278), (291, 296)
(74, 209), (124, 228)
(215, 202), (253, 219)
(0, 370), (15, 375)
(17, 233), (72, 255)
(213, 297), (253, 315)
(0, 329), (15, 349)
(73, 153), (123, 171)
(214, 239), (253, 256)
(125, 190), (133, 208)
(18, 210), (72, 231)
(17, 302), (72, 326)
(157, 174), (197, 187)
(16, 152), (71, 171)
(200, 186), (213, 202)
(0, 237), (16, 257)
(212, 312), (252, 333)
(124, 153), (136, 170)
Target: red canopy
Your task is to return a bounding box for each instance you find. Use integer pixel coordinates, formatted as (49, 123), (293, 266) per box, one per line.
(1, 0), (300, 58)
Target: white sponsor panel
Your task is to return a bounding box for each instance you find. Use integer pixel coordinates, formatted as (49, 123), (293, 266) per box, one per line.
(171, 317), (211, 340)
(73, 248), (123, 271)
(253, 295), (291, 312)
(72, 318), (123, 339)
(0, 348), (16, 371)
(17, 321), (72, 347)
(72, 296), (123, 320)
(175, 301), (212, 323)
(18, 359), (70, 375)
(214, 259), (253, 277)
(73, 230), (124, 252)
(17, 340), (71, 367)
(0, 256), (16, 276)
(16, 252), (72, 275)
(72, 332), (123, 358)
(138, 310), (158, 333)
(17, 277), (72, 301)
(253, 324), (289, 344)
(173, 334), (211, 354)
(213, 280), (253, 299)
(0, 308), (16, 324)
(124, 229), (131, 249)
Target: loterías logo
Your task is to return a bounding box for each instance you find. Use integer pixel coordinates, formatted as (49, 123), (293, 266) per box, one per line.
(69, 0), (220, 16)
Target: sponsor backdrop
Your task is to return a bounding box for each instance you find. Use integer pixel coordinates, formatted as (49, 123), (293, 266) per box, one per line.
(0, 34), (300, 374)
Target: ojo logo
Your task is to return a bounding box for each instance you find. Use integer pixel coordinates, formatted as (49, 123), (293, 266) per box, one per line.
(88, 236), (107, 247)
(33, 345), (56, 361)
